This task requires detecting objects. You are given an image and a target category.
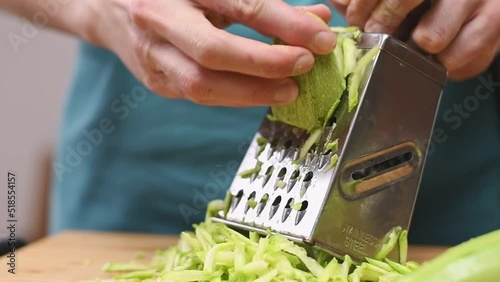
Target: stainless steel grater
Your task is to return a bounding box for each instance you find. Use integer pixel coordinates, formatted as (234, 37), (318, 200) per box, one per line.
(212, 30), (447, 262)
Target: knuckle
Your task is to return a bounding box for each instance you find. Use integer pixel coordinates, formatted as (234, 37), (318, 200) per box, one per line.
(462, 0), (480, 13)
(345, 5), (361, 25)
(133, 36), (152, 62)
(240, 47), (293, 78)
(178, 68), (212, 104)
(385, 0), (406, 16)
(372, 0), (421, 27)
(480, 10), (500, 42)
(414, 27), (448, 53)
(143, 73), (164, 94)
(129, 0), (149, 26)
(232, 0), (265, 22)
(346, 0), (370, 23)
(372, 9), (393, 26)
(192, 35), (222, 68)
(265, 55), (295, 77)
(387, 0), (422, 14)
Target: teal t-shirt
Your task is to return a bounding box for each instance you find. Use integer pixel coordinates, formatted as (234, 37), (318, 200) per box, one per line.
(48, 0), (500, 246)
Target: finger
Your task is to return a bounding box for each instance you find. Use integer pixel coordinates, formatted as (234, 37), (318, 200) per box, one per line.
(196, 0), (336, 54)
(130, 1), (316, 79)
(133, 38), (185, 100)
(412, 0), (480, 54)
(331, 0), (352, 5)
(149, 41), (300, 107)
(365, 0), (423, 34)
(143, 71), (184, 100)
(447, 50), (497, 81)
(296, 4), (332, 24)
(435, 13), (500, 79)
(345, 0), (381, 29)
(253, 5), (332, 38)
(206, 12), (232, 29)
(329, 2), (347, 17)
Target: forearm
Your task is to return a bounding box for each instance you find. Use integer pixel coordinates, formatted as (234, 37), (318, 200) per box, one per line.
(0, 0), (98, 41)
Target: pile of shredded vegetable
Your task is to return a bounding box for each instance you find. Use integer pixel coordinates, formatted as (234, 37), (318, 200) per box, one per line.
(89, 206), (418, 282)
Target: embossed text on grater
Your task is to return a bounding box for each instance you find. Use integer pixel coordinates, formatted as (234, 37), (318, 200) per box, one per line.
(212, 33), (447, 262)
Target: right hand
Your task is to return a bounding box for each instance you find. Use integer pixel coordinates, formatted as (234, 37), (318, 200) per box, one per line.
(84, 0), (337, 107)
(330, 0), (500, 81)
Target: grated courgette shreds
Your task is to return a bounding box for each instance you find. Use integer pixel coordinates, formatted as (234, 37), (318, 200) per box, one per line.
(93, 200), (500, 282)
(92, 201), (416, 282)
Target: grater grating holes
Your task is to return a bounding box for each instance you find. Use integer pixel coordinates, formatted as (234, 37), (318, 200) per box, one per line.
(249, 170), (259, 183)
(319, 154), (330, 170)
(245, 191), (257, 213)
(308, 144), (318, 154)
(326, 116), (337, 126)
(267, 138), (279, 160)
(294, 200), (308, 225)
(274, 167), (287, 190)
(262, 165), (274, 187)
(269, 196), (282, 219)
(256, 193), (269, 216)
(282, 198), (294, 222)
(300, 171), (314, 197)
(278, 139), (294, 162)
(303, 171), (313, 181)
(287, 169), (300, 192)
(278, 167), (287, 177)
(270, 138), (279, 147)
(230, 190), (244, 212)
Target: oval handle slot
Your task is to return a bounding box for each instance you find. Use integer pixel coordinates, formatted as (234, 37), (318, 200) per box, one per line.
(340, 141), (421, 197)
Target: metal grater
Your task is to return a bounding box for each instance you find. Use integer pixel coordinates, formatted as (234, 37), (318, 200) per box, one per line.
(212, 4), (447, 263)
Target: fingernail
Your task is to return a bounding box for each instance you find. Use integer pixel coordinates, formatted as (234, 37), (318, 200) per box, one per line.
(314, 30), (336, 53)
(293, 54), (314, 75)
(274, 82), (298, 103)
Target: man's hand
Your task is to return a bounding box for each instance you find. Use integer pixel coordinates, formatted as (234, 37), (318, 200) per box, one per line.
(331, 0), (500, 81)
(86, 0), (337, 107)
(1, 0), (336, 107)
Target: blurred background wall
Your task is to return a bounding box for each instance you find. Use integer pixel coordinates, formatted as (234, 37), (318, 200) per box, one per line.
(0, 11), (77, 242)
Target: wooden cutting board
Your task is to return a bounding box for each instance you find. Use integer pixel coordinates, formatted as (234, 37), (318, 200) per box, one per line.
(0, 230), (448, 282)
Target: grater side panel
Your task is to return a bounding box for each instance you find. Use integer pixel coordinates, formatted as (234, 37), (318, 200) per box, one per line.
(313, 44), (445, 262)
(358, 33), (447, 86)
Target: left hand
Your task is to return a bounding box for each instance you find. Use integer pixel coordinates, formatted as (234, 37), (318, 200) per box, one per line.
(330, 0), (500, 81)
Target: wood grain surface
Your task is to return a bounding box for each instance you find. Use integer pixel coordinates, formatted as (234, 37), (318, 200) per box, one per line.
(0, 230), (449, 282)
